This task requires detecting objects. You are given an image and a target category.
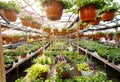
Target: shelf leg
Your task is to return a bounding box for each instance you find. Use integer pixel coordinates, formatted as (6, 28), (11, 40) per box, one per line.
(104, 63), (107, 72)
(16, 67), (19, 78)
(90, 55), (92, 60)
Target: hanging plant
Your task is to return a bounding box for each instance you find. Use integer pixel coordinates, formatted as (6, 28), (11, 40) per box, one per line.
(108, 32), (114, 40)
(116, 31), (120, 38)
(101, 1), (120, 21)
(96, 32), (105, 40)
(38, 0), (73, 20)
(2, 1), (21, 22)
(53, 28), (59, 35)
(73, 0), (106, 22)
(91, 17), (100, 25)
(67, 28), (76, 34)
(31, 19), (41, 29)
(20, 14), (33, 27)
(61, 28), (67, 35)
(76, 22), (89, 30)
(76, 22), (84, 30)
(43, 26), (51, 33)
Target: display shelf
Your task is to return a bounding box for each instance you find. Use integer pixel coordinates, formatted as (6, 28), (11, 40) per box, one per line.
(70, 41), (120, 73)
(3, 41), (26, 49)
(3, 39), (44, 49)
(5, 42), (51, 74)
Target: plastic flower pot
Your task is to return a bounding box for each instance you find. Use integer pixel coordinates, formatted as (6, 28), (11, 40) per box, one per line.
(4, 9), (17, 22)
(101, 11), (115, 21)
(79, 5), (98, 22)
(81, 70), (94, 76)
(43, 0), (63, 20)
(21, 54), (27, 58)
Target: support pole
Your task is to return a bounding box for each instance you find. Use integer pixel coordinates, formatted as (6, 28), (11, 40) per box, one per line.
(77, 27), (79, 52)
(0, 27), (6, 82)
(115, 28), (118, 48)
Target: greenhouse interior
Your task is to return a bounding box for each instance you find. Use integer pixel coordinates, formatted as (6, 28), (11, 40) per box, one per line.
(0, 0), (120, 82)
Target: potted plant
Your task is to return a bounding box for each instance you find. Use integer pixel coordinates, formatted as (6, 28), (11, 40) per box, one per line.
(74, 0), (105, 22)
(20, 14), (33, 27)
(31, 19), (38, 28)
(4, 55), (13, 64)
(43, 26), (51, 33)
(76, 22), (89, 30)
(32, 55), (52, 65)
(53, 28), (59, 35)
(31, 19), (41, 29)
(108, 32), (114, 40)
(91, 17), (100, 25)
(101, 1), (120, 21)
(2, 1), (21, 22)
(61, 28), (67, 35)
(3, 36), (12, 44)
(11, 34), (22, 43)
(76, 22), (84, 30)
(77, 62), (94, 76)
(36, 23), (41, 29)
(16, 46), (29, 58)
(116, 31), (120, 38)
(19, 51), (28, 58)
(25, 64), (49, 81)
(4, 50), (19, 62)
(39, 0), (73, 20)
(96, 32), (105, 40)
(4, 55), (13, 70)
(15, 77), (25, 82)
(67, 28), (76, 34)
(16, 77), (44, 82)
(56, 62), (72, 79)
(73, 71), (112, 82)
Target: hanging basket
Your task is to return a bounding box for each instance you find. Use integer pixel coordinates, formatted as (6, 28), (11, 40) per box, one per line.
(96, 33), (105, 40)
(12, 37), (20, 43)
(4, 9), (17, 22)
(79, 5), (98, 22)
(53, 29), (59, 35)
(78, 26), (83, 30)
(44, 29), (51, 33)
(78, 23), (89, 30)
(62, 29), (67, 33)
(61, 29), (67, 35)
(31, 22), (41, 29)
(21, 18), (31, 27)
(117, 34), (120, 38)
(101, 11), (115, 21)
(68, 29), (75, 34)
(53, 29), (58, 33)
(4, 37), (12, 44)
(108, 33), (113, 40)
(91, 18), (100, 25)
(36, 24), (41, 29)
(31, 22), (38, 28)
(43, 0), (63, 20)
(57, 32), (61, 36)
